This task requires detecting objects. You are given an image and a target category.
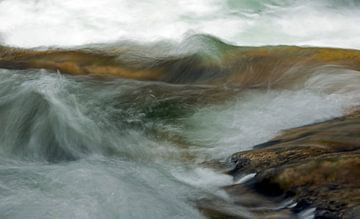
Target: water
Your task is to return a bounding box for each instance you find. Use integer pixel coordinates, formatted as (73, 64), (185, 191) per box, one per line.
(0, 0), (359, 49)
(0, 67), (358, 218)
(1, 0), (360, 218)
(0, 69), (231, 219)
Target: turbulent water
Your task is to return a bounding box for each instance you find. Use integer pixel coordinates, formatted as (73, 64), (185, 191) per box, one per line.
(0, 0), (360, 219)
(0, 0), (360, 49)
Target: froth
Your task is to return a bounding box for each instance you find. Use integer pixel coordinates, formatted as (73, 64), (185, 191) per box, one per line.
(0, 0), (359, 49)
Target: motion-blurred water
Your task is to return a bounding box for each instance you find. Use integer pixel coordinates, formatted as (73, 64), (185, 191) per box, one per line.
(0, 0), (359, 48)
(0, 67), (359, 218)
(0, 0), (360, 218)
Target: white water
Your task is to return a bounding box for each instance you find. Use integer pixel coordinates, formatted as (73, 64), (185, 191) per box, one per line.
(1, 1), (360, 218)
(0, 67), (359, 218)
(0, 0), (359, 49)
(182, 68), (360, 159)
(0, 69), (237, 219)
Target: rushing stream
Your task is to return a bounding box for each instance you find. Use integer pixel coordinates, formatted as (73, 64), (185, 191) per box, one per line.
(0, 0), (360, 218)
(0, 67), (359, 218)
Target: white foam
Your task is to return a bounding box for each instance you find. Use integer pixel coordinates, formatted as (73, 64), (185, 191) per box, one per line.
(0, 158), (206, 219)
(172, 167), (233, 190)
(234, 173), (256, 184)
(298, 207), (316, 219)
(0, 0), (359, 49)
(182, 69), (360, 159)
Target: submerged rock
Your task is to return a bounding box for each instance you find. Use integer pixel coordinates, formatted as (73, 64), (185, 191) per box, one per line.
(230, 111), (360, 218)
(1, 44), (360, 88)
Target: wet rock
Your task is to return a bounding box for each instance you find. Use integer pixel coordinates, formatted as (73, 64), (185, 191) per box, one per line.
(1, 45), (360, 88)
(230, 111), (360, 218)
(197, 186), (296, 219)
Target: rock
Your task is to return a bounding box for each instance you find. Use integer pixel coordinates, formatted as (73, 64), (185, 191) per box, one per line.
(230, 111), (360, 218)
(197, 185), (296, 219)
(1, 45), (360, 88)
